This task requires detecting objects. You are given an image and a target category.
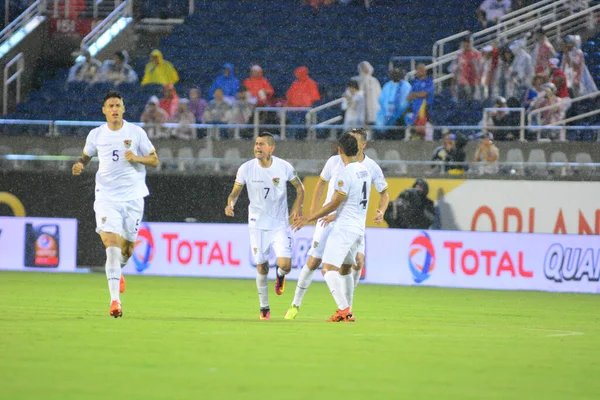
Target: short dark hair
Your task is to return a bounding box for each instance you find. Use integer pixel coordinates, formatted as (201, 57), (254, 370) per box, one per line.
(347, 80), (359, 90)
(258, 132), (275, 145)
(338, 132), (358, 157)
(349, 128), (367, 142)
(114, 51), (125, 62)
(103, 91), (123, 104)
(390, 68), (404, 82)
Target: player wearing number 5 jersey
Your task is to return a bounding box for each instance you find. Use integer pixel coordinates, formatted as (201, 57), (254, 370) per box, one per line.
(292, 133), (371, 322)
(225, 132), (304, 320)
(72, 91), (158, 318)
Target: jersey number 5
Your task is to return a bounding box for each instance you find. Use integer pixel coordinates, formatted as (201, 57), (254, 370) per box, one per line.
(112, 150), (119, 161)
(360, 181), (367, 209)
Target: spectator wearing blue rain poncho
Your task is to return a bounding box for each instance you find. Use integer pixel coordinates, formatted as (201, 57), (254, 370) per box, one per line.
(375, 68), (412, 140)
(209, 63), (240, 103)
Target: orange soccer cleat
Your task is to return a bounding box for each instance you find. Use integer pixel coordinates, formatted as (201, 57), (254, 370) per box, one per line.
(326, 307), (351, 322)
(275, 273), (286, 295)
(119, 274), (126, 294)
(346, 312), (356, 322)
(259, 307), (271, 320)
(109, 300), (122, 318)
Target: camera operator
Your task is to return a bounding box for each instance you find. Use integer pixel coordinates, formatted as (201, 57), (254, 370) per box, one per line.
(384, 178), (435, 229)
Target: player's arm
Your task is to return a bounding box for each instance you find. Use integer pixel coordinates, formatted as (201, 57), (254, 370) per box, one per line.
(374, 188), (390, 224)
(310, 177), (328, 215)
(125, 149), (158, 167)
(225, 182), (244, 217)
(72, 153), (92, 176)
(292, 191), (344, 231)
(289, 177), (305, 219)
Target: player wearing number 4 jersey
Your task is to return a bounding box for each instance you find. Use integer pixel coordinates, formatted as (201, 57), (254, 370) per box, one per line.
(285, 128), (389, 321)
(72, 91), (158, 318)
(292, 133), (373, 321)
(225, 132), (305, 320)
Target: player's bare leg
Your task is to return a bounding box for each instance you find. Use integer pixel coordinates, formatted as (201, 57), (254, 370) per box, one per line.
(285, 255), (321, 319)
(118, 237), (135, 294)
(322, 263), (351, 322)
(257, 262), (270, 320)
(275, 257), (291, 295)
(100, 231), (123, 318)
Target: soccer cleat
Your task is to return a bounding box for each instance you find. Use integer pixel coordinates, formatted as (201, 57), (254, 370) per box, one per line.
(326, 307), (351, 322)
(259, 307), (271, 320)
(109, 300), (122, 318)
(346, 312), (356, 322)
(119, 274), (126, 294)
(284, 305), (299, 320)
(275, 273), (286, 295)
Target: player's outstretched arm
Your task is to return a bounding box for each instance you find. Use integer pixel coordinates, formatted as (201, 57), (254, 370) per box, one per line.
(72, 154), (92, 176)
(374, 189), (390, 224)
(309, 178), (327, 215)
(125, 150), (159, 167)
(292, 192), (344, 231)
(289, 178), (305, 220)
(225, 183), (243, 217)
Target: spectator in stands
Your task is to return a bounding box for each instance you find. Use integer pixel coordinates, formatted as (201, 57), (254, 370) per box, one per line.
(141, 49), (179, 87)
(406, 64), (434, 139)
(67, 48), (101, 84)
(97, 50), (138, 86)
(473, 132), (499, 174)
(531, 29), (556, 76)
(451, 38), (483, 101)
(523, 74), (546, 110)
(286, 66), (320, 107)
(509, 40), (534, 101)
(481, 44), (500, 99)
(495, 46), (514, 98)
(159, 84), (179, 118)
(486, 96), (520, 140)
(530, 83), (565, 138)
(169, 99), (196, 140)
(446, 133), (469, 174)
(140, 96), (169, 139)
(342, 80), (365, 130)
(243, 65), (274, 107)
(188, 87), (207, 123)
(203, 88), (232, 124)
(353, 61), (381, 125)
(375, 68), (412, 139)
(561, 35), (597, 97)
(476, 0), (512, 29)
(208, 63), (239, 102)
(549, 58), (570, 99)
(432, 131), (454, 172)
(230, 86), (255, 139)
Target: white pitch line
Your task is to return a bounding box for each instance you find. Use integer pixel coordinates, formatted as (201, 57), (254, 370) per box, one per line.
(545, 331), (584, 337)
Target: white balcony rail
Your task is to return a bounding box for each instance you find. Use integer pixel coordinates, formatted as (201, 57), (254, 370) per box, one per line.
(543, 4), (600, 45)
(252, 106), (311, 140)
(305, 98), (344, 139)
(3, 52), (24, 115)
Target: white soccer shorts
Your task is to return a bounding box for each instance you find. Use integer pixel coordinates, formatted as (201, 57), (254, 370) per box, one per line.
(94, 198), (144, 243)
(249, 225), (293, 265)
(307, 220), (334, 259)
(322, 227), (364, 268)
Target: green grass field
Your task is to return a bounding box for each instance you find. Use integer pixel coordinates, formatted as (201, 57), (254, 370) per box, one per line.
(1, 271), (599, 399)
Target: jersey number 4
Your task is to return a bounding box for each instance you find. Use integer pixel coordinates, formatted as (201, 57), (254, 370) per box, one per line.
(360, 181), (367, 209)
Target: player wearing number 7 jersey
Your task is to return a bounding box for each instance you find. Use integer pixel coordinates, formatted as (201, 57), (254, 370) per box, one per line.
(292, 133), (370, 322)
(225, 132), (305, 320)
(72, 91), (158, 318)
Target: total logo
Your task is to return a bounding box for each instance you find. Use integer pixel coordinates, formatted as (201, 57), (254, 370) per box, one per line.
(544, 243), (600, 282)
(408, 232), (436, 283)
(133, 224), (155, 273)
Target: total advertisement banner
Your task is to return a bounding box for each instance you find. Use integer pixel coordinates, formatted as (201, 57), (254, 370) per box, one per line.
(366, 229), (600, 293)
(0, 217), (78, 272)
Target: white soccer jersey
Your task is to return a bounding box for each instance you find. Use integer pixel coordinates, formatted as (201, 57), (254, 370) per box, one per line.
(334, 162), (371, 234)
(320, 154), (388, 206)
(235, 156), (298, 230)
(83, 120), (155, 201)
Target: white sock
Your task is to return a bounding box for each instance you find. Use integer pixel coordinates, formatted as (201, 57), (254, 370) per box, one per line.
(277, 267), (289, 277)
(292, 265), (315, 308)
(323, 270), (349, 310)
(256, 273), (269, 308)
(341, 274), (354, 310)
(105, 246), (121, 302)
(120, 253), (130, 269)
(351, 268), (361, 288)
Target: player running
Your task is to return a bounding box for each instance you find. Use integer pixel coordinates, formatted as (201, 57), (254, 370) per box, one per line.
(292, 133), (371, 322)
(225, 132), (304, 320)
(72, 91), (158, 318)
(285, 128), (388, 320)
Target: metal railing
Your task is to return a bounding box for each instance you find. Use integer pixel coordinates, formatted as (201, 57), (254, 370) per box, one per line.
(252, 107), (311, 140)
(483, 107), (526, 141)
(0, 1), (45, 59)
(305, 98), (344, 139)
(543, 3), (600, 45)
(3, 52), (24, 115)
(528, 91), (600, 141)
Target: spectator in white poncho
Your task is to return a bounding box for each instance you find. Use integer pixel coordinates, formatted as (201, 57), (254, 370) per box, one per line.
(352, 61), (381, 125)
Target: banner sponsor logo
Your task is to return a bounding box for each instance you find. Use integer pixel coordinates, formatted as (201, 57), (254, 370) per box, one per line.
(544, 243), (600, 282)
(408, 231), (436, 283)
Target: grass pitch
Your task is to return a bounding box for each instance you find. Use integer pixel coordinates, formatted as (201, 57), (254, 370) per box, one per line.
(1, 271), (599, 399)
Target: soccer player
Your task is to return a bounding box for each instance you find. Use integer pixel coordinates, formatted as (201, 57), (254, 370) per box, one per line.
(285, 128), (388, 320)
(292, 133), (371, 322)
(72, 91), (158, 318)
(225, 132), (305, 320)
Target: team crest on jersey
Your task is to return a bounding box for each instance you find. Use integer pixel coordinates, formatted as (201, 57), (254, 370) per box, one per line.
(313, 241), (319, 248)
(272, 178), (280, 186)
(337, 180), (344, 187)
(123, 140), (132, 149)
(101, 217), (107, 224)
(253, 247), (258, 254)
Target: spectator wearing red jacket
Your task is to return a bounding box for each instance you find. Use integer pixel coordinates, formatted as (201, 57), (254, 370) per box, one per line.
(549, 58), (570, 99)
(286, 66), (320, 107)
(243, 65), (274, 107)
